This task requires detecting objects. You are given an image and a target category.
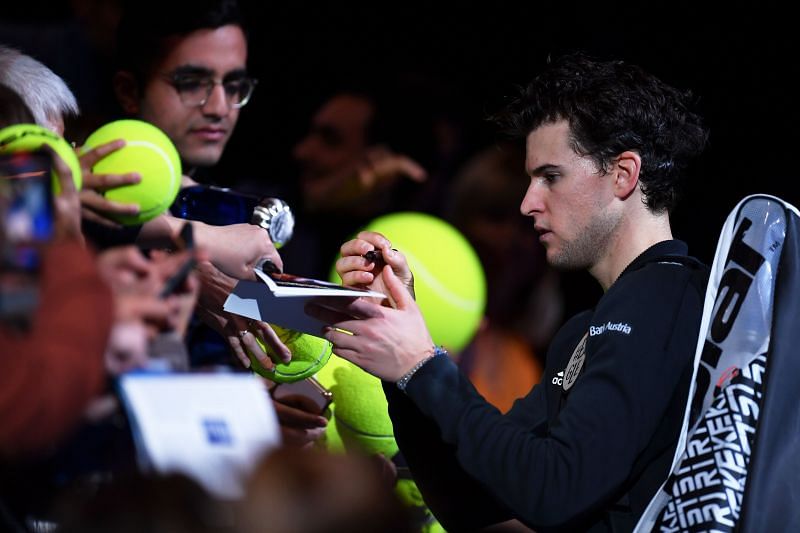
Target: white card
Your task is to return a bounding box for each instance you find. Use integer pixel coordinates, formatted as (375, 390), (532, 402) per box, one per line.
(223, 269), (385, 337)
(118, 372), (281, 500)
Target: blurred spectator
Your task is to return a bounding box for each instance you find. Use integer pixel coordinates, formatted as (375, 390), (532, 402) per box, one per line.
(0, 44), (79, 135)
(0, 83), (35, 127)
(1, 220), (112, 459)
(55, 471), (232, 533)
(443, 142), (564, 411)
(283, 76), (455, 279)
(238, 447), (414, 533)
(1, 85), (205, 527)
(446, 142), (564, 352)
(1, 132), (109, 459)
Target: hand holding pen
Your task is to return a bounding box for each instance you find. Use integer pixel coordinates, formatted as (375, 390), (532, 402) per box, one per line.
(332, 231), (416, 303)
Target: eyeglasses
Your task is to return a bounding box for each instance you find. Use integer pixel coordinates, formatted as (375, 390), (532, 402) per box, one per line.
(161, 73), (258, 109)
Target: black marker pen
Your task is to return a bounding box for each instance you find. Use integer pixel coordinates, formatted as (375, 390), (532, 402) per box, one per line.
(363, 249), (386, 268)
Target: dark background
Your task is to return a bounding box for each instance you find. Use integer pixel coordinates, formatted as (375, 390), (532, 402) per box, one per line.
(242, 2), (797, 266)
(2, 1), (797, 298)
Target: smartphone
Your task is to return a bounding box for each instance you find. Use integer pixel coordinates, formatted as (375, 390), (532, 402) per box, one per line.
(0, 151), (54, 271)
(271, 376), (333, 415)
(158, 222), (197, 299)
(0, 151), (53, 322)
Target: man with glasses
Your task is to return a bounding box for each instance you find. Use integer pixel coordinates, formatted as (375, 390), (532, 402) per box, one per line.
(107, 0), (328, 447)
(113, 0), (255, 174)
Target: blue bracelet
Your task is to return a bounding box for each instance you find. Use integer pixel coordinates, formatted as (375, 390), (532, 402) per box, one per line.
(396, 346), (448, 392)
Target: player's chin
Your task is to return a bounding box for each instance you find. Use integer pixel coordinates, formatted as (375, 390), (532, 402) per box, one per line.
(544, 247), (564, 267)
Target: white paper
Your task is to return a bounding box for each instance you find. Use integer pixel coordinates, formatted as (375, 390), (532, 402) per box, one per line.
(118, 373), (281, 500)
(223, 270), (385, 337)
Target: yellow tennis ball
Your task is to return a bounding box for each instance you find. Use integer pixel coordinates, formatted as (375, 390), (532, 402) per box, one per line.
(250, 325), (333, 383)
(0, 123), (82, 193)
(312, 354), (346, 454)
(395, 479), (446, 533)
(315, 355), (443, 531)
(316, 354), (398, 458)
(82, 119), (181, 225)
(330, 212), (486, 354)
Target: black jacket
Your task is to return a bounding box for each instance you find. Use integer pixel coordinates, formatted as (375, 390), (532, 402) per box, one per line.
(384, 240), (708, 532)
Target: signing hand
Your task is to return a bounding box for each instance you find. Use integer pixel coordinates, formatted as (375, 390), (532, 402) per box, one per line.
(335, 231), (414, 300)
(307, 265), (433, 382)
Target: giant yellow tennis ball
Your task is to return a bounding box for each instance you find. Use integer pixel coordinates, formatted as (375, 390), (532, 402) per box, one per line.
(395, 479), (446, 533)
(330, 212), (486, 354)
(312, 354), (348, 453)
(315, 354), (445, 533)
(249, 325), (333, 383)
(82, 119), (181, 225)
(0, 123), (82, 193)
(315, 353), (397, 458)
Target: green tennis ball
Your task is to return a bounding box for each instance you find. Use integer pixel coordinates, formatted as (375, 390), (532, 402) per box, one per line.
(318, 416), (346, 454)
(316, 357), (444, 532)
(314, 354), (347, 453)
(330, 212), (486, 354)
(316, 354), (398, 458)
(394, 478), (426, 509)
(82, 119), (181, 225)
(0, 123), (82, 193)
(250, 325), (333, 383)
(395, 479), (446, 533)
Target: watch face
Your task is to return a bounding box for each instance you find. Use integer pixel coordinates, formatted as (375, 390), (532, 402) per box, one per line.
(269, 209), (295, 247)
(252, 198), (295, 247)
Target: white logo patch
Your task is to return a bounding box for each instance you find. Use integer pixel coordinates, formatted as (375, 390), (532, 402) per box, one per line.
(588, 321), (632, 336)
(563, 333), (588, 391)
(551, 371), (564, 386)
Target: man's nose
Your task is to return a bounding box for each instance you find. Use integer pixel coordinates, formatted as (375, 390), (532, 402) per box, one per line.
(202, 83), (231, 117)
(520, 180), (544, 216)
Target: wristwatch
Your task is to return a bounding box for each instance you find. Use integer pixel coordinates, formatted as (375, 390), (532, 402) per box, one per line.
(251, 197), (295, 248)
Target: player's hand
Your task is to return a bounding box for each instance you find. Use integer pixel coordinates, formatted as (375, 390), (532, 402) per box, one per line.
(335, 231), (414, 305)
(307, 265), (433, 382)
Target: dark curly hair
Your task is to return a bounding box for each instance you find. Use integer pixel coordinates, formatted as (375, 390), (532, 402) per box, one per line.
(492, 53), (708, 213)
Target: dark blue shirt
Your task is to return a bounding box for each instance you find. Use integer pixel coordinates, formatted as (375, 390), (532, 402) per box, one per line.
(385, 240), (708, 532)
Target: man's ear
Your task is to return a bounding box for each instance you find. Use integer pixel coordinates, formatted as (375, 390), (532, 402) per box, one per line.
(113, 71), (141, 115)
(613, 150), (642, 200)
